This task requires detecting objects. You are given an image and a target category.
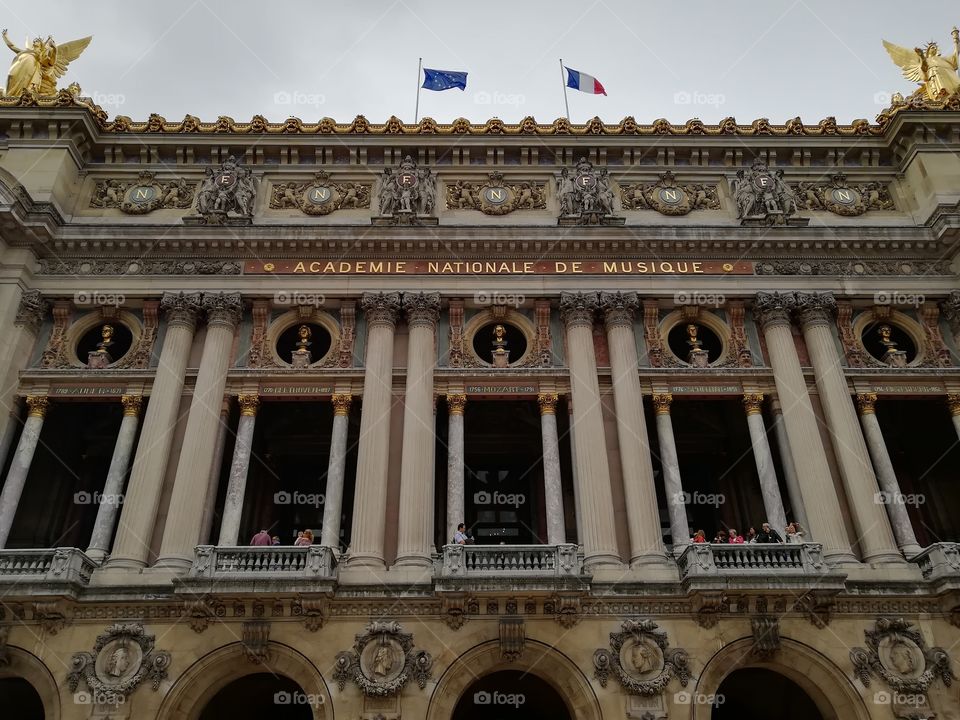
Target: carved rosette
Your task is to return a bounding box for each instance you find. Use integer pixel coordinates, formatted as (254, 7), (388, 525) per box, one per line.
(559, 292), (599, 329)
(599, 291), (639, 328)
(794, 291), (836, 328)
(593, 620), (691, 696)
(332, 393), (353, 417)
(332, 621), (433, 697)
(360, 292), (401, 329)
(753, 292), (795, 332)
(14, 289), (47, 332)
(850, 618), (955, 696)
(202, 292), (243, 328)
(160, 291), (202, 329)
(403, 292), (441, 329)
(66, 623), (171, 704)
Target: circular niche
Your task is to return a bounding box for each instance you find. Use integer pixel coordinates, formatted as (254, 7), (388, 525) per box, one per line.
(276, 322), (333, 366)
(667, 321), (722, 365)
(471, 321), (528, 366)
(861, 321), (917, 365)
(77, 322), (134, 366)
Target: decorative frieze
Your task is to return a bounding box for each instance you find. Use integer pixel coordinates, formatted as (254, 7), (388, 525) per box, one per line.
(446, 171), (546, 214)
(269, 172), (371, 215)
(755, 260), (952, 276)
(38, 259), (242, 275)
(793, 173), (894, 216)
(90, 171), (195, 214)
(619, 171), (720, 215)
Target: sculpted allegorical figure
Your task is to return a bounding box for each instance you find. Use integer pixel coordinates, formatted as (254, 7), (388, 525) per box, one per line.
(3, 30), (92, 95)
(883, 28), (960, 100)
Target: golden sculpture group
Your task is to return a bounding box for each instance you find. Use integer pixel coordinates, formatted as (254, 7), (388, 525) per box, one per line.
(883, 28), (960, 100)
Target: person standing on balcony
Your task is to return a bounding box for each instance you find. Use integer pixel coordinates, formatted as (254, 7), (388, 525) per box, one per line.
(728, 528), (745, 544)
(295, 529), (313, 546)
(453, 523), (468, 545)
(785, 522), (805, 543)
(250, 529), (272, 546)
(756, 522), (783, 543)
(692, 529), (707, 543)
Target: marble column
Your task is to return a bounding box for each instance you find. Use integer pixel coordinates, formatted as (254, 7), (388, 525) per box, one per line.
(0, 291), (46, 473)
(0, 401), (22, 479)
(653, 394), (690, 553)
(568, 399), (584, 543)
(538, 393), (566, 545)
(0, 395), (48, 548)
(600, 291), (669, 565)
(199, 398), (231, 545)
(753, 293), (856, 564)
(856, 393), (921, 557)
(559, 292), (620, 568)
(445, 393), (466, 546)
(796, 292), (902, 564)
(86, 395), (143, 562)
(108, 292), (202, 568)
(394, 292), (441, 568)
(742, 393), (788, 536)
(156, 292), (242, 569)
(948, 395), (960, 441)
(346, 293), (401, 568)
(217, 394), (260, 546)
(769, 397), (810, 534)
(320, 393), (352, 551)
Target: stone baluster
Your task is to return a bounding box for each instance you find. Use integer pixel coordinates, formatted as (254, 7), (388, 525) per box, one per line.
(538, 393), (566, 545)
(742, 393), (788, 536)
(653, 393), (690, 553)
(0, 395), (49, 548)
(217, 394), (260, 547)
(445, 393), (466, 546)
(320, 393), (352, 551)
(769, 396), (810, 534)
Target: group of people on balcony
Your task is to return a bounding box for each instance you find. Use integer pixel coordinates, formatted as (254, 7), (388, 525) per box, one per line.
(248, 528), (314, 546)
(692, 522), (805, 545)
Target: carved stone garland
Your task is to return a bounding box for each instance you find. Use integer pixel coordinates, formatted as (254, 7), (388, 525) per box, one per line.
(593, 619), (691, 695)
(67, 623), (171, 703)
(332, 621), (433, 697)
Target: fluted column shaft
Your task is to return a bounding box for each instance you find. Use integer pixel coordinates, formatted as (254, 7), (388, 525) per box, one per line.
(217, 394), (260, 546)
(87, 396), (143, 561)
(600, 293), (669, 565)
(395, 293), (440, 567)
(560, 293), (620, 568)
(538, 394), (566, 545)
(0, 396), (48, 548)
(347, 293), (400, 568)
(445, 394), (466, 545)
(653, 394), (689, 552)
(742, 394), (788, 536)
(856, 393), (921, 556)
(199, 399), (231, 544)
(754, 294), (856, 564)
(797, 294), (902, 564)
(769, 397), (810, 533)
(156, 293), (242, 568)
(107, 293), (202, 568)
(320, 394), (352, 551)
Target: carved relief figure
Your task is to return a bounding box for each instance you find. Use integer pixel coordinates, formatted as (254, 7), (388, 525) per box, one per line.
(107, 645), (130, 678)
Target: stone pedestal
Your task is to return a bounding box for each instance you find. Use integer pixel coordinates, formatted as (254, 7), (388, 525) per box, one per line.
(742, 394), (788, 536)
(320, 394), (352, 551)
(492, 350), (510, 368)
(538, 394), (566, 546)
(653, 394), (690, 554)
(0, 396), (48, 548)
(883, 349), (908, 367)
(291, 349), (312, 368)
(687, 348), (709, 367)
(217, 395), (260, 547)
(87, 351), (112, 369)
(445, 394), (466, 546)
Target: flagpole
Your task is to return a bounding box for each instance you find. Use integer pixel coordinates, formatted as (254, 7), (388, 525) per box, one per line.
(415, 57), (423, 123)
(559, 58), (570, 122)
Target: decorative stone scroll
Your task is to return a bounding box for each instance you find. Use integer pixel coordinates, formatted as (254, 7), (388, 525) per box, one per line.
(91, 171), (195, 214)
(593, 619), (691, 695)
(619, 171), (720, 215)
(850, 618), (955, 694)
(332, 621), (433, 697)
(269, 171), (371, 215)
(445, 171), (546, 215)
(793, 173), (894, 216)
(66, 623), (171, 703)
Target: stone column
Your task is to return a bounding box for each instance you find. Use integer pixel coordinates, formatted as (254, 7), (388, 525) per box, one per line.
(769, 397), (810, 534)
(742, 393), (788, 536)
(948, 395), (960, 441)
(856, 393), (921, 557)
(753, 293), (856, 564)
(86, 395), (143, 562)
(346, 293), (401, 568)
(653, 393), (689, 553)
(445, 393), (466, 545)
(0, 395), (48, 548)
(108, 292), (202, 568)
(0, 291), (46, 473)
(0, 401), (22, 479)
(394, 292), (441, 568)
(217, 394), (260, 546)
(538, 393), (566, 545)
(600, 292), (669, 565)
(320, 393), (352, 551)
(559, 292), (620, 568)
(155, 293), (242, 569)
(795, 292), (902, 564)
(199, 398), (231, 544)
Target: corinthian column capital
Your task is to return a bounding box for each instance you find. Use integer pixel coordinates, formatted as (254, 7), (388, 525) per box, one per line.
(360, 292), (401, 329)
(794, 291), (836, 328)
(332, 393), (353, 416)
(26, 395), (49, 418)
(237, 394), (261, 416)
(599, 291), (639, 328)
(651, 393), (673, 415)
(742, 393), (764, 415)
(202, 292), (243, 328)
(121, 395), (143, 417)
(560, 292), (599, 328)
(14, 289), (47, 333)
(402, 291), (441, 329)
(160, 291), (203, 329)
(855, 392), (877, 415)
(752, 291), (795, 332)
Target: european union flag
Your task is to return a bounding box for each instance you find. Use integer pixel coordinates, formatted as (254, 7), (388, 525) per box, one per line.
(422, 68), (468, 92)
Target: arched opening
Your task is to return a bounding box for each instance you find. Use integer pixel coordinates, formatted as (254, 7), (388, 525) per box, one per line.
(0, 677), (44, 720)
(199, 673), (313, 720)
(451, 669), (571, 720)
(712, 667), (822, 720)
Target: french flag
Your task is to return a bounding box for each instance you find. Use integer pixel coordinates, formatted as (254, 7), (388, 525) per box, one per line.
(565, 66), (607, 96)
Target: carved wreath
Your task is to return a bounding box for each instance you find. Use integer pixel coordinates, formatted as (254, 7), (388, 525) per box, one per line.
(67, 623), (171, 701)
(593, 619), (691, 695)
(332, 621), (432, 697)
(850, 618), (955, 694)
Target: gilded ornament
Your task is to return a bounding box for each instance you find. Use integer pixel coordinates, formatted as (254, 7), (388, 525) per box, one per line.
(883, 28), (960, 101)
(2, 30), (92, 96)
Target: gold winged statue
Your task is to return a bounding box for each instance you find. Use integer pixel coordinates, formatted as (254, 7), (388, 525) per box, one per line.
(882, 28), (960, 101)
(2, 30), (92, 96)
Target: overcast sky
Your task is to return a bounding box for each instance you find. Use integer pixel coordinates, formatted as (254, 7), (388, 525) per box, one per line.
(4, 0), (958, 125)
